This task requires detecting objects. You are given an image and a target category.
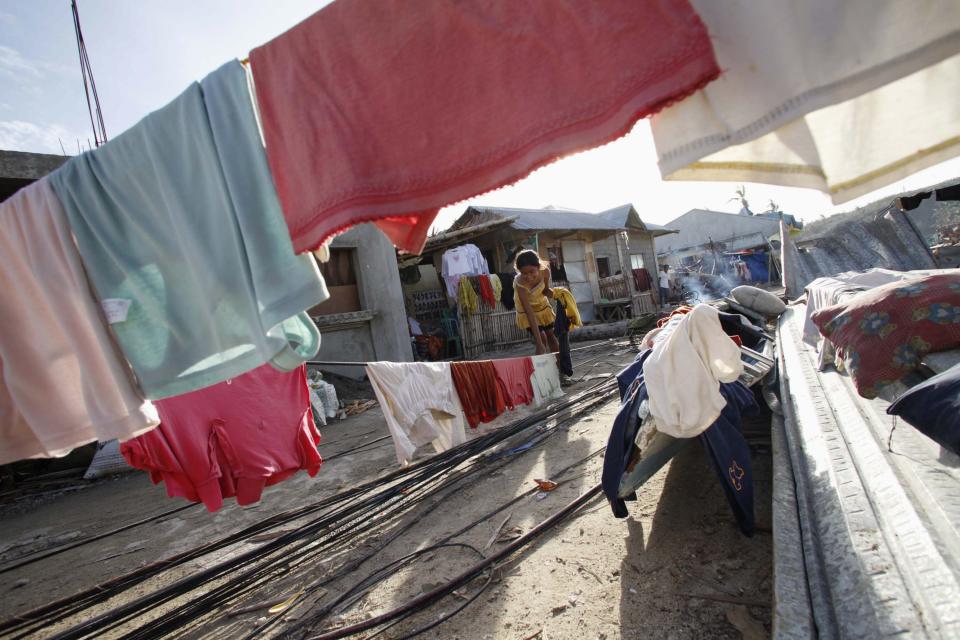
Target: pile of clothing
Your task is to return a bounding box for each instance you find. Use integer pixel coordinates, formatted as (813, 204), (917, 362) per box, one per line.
(603, 304), (763, 536)
(367, 354), (564, 465)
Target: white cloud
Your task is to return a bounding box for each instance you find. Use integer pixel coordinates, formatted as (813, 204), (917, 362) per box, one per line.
(0, 45), (42, 80)
(0, 120), (87, 155)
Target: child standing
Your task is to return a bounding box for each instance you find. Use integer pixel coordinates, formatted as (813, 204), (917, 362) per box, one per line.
(513, 250), (560, 355)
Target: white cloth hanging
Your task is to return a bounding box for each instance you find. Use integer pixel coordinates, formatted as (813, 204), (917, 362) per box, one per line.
(651, 0), (960, 204)
(530, 354), (564, 406)
(441, 244), (489, 297)
(366, 362), (467, 465)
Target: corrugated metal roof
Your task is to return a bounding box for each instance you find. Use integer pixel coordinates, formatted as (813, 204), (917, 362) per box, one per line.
(656, 208), (781, 254)
(464, 205), (623, 231)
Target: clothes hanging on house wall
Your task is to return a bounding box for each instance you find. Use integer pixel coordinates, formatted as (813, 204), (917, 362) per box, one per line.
(366, 361), (467, 465)
(642, 304), (743, 438)
(477, 275), (497, 308)
(451, 361), (507, 429)
(633, 268), (653, 292)
(530, 354), (564, 407)
(651, 1), (960, 204)
(0, 179), (160, 466)
(249, 0), (719, 255)
(498, 273), (517, 311)
(50, 60), (328, 400)
(457, 275), (479, 316)
(120, 364), (321, 512)
(491, 357), (536, 410)
(442, 244), (488, 298)
(489, 275), (503, 304)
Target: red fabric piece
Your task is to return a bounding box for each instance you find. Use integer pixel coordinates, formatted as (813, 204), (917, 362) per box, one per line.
(812, 274), (960, 399)
(492, 357), (536, 410)
(633, 268), (654, 292)
(121, 364), (321, 511)
(478, 276), (497, 308)
(451, 361), (507, 429)
(657, 306), (694, 327)
(249, 0), (719, 255)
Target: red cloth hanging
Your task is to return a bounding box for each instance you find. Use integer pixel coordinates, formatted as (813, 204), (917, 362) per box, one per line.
(249, 0), (719, 254)
(492, 357), (536, 410)
(451, 361), (507, 429)
(633, 268), (654, 292)
(121, 364), (321, 512)
(477, 275), (497, 308)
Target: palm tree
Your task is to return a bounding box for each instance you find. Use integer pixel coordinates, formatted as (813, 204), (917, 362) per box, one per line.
(728, 185), (752, 215)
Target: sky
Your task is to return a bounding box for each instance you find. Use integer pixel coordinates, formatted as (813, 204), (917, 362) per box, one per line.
(3, 0), (959, 231)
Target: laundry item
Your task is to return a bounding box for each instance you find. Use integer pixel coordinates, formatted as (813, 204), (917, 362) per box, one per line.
(530, 354), (565, 407)
(249, 0), (719, 254)
(121, 364), (321, 512)
(643, 304), (744, 438)
(451, 361), (507, 429)
(554, 300), (573, 378)
(717, 311), (765, 351)
(457, 276), (479, 316)
(552, 287), (583, 330)
(50, 60), (327, 399)
(442, 245), (489, 298)
(603, 350), (653, 518)
(887, 363), (960, 457)
(651, 0), (960, 203)
(366, 361), (467, 465)
(0, 179), (160, 465)
(491, 357), (536, 410)
(498, 273), (517, 311)
(812, 273), (960, 399)
(802, 277), (869, 347)
(514, 274), (556, 331)
(489, 275), (503, 305)
(477, 275), (497, 308)
(698, 382), (759, 537)
(633, 268), (654, 292)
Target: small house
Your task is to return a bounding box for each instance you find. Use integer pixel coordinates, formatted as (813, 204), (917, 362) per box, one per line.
(399, 204), (675, 358)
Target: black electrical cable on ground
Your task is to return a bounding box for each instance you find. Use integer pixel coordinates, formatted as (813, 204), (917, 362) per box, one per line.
(282, 446), (608, 640)
(306, 484), (604, 640)
(123, 379), (621, 640)
(4, 340), (632, 639)
(0, 503), (196, 575)
(22, 377), (620, 640)
(125, 380), (620, 639)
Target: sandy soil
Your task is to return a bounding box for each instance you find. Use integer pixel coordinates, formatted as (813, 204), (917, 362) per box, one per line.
(0, 342), (772, 639)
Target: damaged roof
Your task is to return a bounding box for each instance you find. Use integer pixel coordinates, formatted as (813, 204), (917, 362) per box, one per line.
(450, 203), (676, 237)
(656, 208), (782, 255)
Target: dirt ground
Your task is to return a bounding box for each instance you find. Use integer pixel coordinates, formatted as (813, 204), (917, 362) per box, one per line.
(0, 341), (772, 639)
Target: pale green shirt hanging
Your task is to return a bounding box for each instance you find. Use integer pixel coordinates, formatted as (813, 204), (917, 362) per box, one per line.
(50, 60), (327, 399)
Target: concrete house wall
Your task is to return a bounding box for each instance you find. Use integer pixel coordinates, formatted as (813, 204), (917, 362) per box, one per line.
(312, 225), (411, 378)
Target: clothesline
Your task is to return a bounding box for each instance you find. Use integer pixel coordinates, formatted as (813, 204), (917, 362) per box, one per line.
(306, 338), (622, 368)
